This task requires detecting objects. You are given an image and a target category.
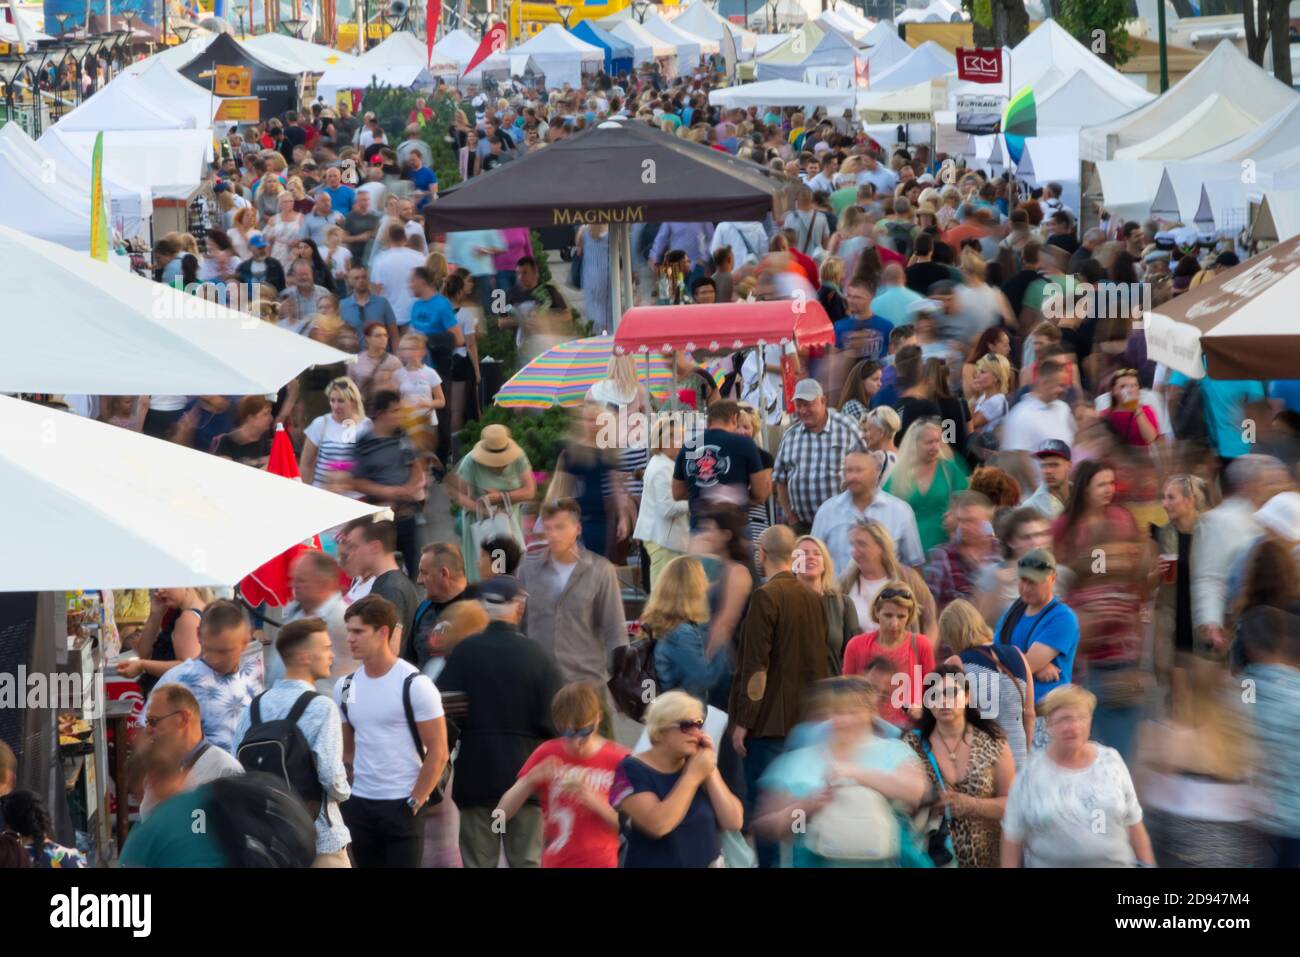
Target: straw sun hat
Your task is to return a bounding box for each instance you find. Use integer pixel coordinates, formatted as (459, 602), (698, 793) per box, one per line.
(471, 424), (524, 468)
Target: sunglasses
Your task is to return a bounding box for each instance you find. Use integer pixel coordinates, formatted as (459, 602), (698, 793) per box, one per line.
(674, 719), (706, 733)
(562, 725), (598, 740)
(1019, 557), (1054, 572)
(145, 710), (183, 729)
(878, 587), (912, 602)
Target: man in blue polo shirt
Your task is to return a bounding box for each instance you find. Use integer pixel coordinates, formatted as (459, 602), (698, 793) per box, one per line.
(995, 548), (1079, 747)
(832, 279), (893, 362)
(317, 165), (356, 216)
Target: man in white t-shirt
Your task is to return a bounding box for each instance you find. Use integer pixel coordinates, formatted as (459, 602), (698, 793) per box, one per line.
(335, 593), (448, 868)
(369, 226), (427, 327)
(1002, 362), (1076, 454)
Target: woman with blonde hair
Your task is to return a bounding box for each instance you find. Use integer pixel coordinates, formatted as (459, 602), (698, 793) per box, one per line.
(956, 249), (1015, 332)
(256, 172), (285, 220)
(795, 535), (860, 666)
(287, 175), (314, 214)
(633, 416), (691, 589)
(299, 376), (370, 493)
(968, 353), (1012, 437)
(940, 599), (1034, 768)
(424, 249), (449, 290)
(646, 556), (732, 703)
(229, 206), (258, 260)
(1151, 473), (1212, 679)
(1132, 658), (1266, 866)
(265, 190), (306, 265)
(1002, 685), (1155, 867)
(840, 520), (938, 640)
(842, 580), (936, 728)
(862, 406), (901, 487)
(610, 690), (744, 867)
(883, 417), (969, 552)
(936, 187), (962, 229)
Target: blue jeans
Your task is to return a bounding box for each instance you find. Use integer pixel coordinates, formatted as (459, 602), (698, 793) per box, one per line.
(742, 736), (786, 869)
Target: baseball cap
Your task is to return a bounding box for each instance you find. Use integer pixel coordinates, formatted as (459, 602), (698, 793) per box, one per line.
(248, 233), (268, 249)
(1034, 439), (1072, 461)
(1017, 548), (1057, 582)
(793, 378), (824, 402)
(1254, 492), (1300, 542)
(479, 575), (526, 606)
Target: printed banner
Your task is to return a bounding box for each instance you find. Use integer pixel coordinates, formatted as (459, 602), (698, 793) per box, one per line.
(956, 47), (1003, 84)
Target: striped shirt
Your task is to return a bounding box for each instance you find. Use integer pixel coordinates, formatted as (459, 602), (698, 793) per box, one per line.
(773, 410), (867, 526)
(304, 414), (371, 490)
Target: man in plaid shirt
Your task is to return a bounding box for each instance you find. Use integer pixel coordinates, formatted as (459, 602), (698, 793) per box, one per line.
(923, 491), (998, 614)
(773, 379), (867, 534)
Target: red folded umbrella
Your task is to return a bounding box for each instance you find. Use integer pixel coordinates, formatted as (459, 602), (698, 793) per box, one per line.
(239, 425), (322, 608)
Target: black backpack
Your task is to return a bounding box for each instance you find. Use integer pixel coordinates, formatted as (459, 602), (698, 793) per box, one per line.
(207, 772), (318, 868)
(1171, 379), (1210, 445)
(340, 671), (458, 806)
(236, 691), (325, 819)
(608, 627), (659, 722)
(885, 220), (914, 259)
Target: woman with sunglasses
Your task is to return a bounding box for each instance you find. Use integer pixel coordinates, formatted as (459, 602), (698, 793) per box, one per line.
(610, 690), (744, 868)
(497, 682), (630, 868)
(842, 582), (936, 729)
(644, 557), (733, 704)
(905, 665), (1014, 868)
(755, 676), (927, 868)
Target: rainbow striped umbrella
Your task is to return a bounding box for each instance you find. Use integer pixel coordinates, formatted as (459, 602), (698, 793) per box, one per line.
(495, 335), (675, 410)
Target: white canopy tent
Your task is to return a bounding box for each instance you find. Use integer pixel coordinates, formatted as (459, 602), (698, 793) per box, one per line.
(897, 0), (967, 23)
(1012, 19), (1150, 111)
(1187, 99), (1300, 165)
(39, 127), (211, 201)
(1016, 134), (1079, 186)
(53, 73), (199, 132)
(0, 149), (96, 251)
(1150, 163), (1236, 223)
(509, 25), (604, 89)
(0, 395), (378, 591)
(1113, 93), (1260, 161)
(675, 2), (759, 53)
(0, 124), (151, 240)
(1036, 70), (1150, 133)
(356, 29), (436, 69)
(1092, 160), (1167, 223)
(1080, 40), (1297, 162)
(0, 224), (351, 395)
(318, 64), (437, 103)
(243, 33), (361, 73)
(815, 10), (871, 42)
(123, 60), (221, 130)
(642, 13), (719, 64)
(611, 20), (678, 65)
(709, 78), (855, 110)
(861, 21), (914, 73)
(1195, 180), (1249, 236)
(1252, 190), (1300, 245)
(432, 27), (510, 78)
(753, 34), (788, 55)
(126, 35), (217, 73)
(858, 82), (936, 123)
(868, 41), (955, 92)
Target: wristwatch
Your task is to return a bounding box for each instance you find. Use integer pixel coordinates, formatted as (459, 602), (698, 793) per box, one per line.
(406, 796), (420, 813)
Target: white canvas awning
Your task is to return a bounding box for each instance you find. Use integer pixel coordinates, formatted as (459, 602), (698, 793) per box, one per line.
(1113, 93), (1261, 161)
(709, 78), (854, 110)
(0, 224), (350, 395)
(53, 72), (198, 132)
(318, 64), (437, 103)
(243, 33), (361, 73)
(1015, 134), (1080, 187)
(0, 395), (379, 591)
(857, 82), (935, 123)
(39, 127), (211, 201)
(1093, 160), (1167, 223)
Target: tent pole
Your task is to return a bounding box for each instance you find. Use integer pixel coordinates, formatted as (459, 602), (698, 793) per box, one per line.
(622, 221), (635, 315)
(608, 222), (623, 335)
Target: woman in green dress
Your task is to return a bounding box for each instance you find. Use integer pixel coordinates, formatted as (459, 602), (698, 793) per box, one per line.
(883, 416), (969, 553)
(448, 423), (535, 582)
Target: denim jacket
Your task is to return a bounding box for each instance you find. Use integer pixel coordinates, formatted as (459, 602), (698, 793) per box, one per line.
(654, 621), (733, 704)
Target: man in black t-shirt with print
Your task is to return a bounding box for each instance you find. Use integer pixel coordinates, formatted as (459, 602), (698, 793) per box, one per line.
(672, 400), (772, 527)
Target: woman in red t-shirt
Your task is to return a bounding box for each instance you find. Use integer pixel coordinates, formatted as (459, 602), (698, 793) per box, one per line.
(842, 581), (936, 729)
(1100, 369), (1159, 448)
(498, 682), (629, 868)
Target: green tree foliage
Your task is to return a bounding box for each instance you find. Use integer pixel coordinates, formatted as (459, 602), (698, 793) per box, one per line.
(361, 83), (463, 190)
(457, 404), (571, 476)
(1057, 0), (1137, 67)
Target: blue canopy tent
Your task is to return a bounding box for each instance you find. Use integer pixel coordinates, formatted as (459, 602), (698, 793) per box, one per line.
(570, 21), (635, 76)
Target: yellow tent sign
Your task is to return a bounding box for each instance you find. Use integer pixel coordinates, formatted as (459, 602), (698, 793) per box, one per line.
(216, 65), (252, 97)
(215, 97), (260, 122)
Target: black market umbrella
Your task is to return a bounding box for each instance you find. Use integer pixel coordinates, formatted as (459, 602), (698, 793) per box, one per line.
(427, 117), (794, 231)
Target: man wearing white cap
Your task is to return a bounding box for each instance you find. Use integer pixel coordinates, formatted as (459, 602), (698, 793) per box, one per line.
(773, 379), (867, 535)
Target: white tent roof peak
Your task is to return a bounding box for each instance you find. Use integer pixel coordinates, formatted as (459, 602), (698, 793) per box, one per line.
(54, 73), (196, 132)
(1012, 18), (1148, 106)
(868, 40), (955, 91)
(1113, 92), (1260, 161)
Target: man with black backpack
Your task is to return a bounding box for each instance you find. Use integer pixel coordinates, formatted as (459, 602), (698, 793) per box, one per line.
(234, 618), (352, 868)
(335, 594), (449, 868)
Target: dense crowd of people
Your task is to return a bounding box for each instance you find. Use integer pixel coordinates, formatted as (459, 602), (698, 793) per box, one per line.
(6, 60), (1300, 870)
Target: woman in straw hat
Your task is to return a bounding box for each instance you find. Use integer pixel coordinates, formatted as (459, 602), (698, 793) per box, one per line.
(449, 423), (536, 582)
